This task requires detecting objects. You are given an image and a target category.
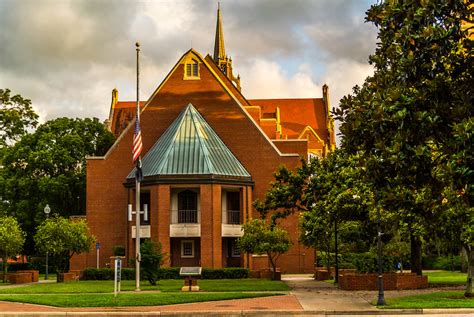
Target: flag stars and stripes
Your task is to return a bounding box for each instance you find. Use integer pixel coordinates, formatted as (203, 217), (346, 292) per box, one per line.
(132, 113), (142, 162)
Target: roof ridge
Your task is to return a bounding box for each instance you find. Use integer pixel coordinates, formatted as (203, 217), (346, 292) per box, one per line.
(188, 105), (215, 174)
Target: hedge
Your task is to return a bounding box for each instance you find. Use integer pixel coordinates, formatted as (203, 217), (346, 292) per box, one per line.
(81, 267), (249, 280)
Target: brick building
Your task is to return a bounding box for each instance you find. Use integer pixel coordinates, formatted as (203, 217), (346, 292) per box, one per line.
(71, 6), (335, 273)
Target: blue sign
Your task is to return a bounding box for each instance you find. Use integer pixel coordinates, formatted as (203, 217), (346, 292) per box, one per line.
(96, 242), (101, 250)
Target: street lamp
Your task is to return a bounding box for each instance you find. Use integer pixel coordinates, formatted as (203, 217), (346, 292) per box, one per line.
(43, 204), (51, 280)
(376, 196), (386, 306)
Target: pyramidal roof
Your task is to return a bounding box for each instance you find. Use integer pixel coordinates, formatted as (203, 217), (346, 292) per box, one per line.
(127, 104), (251, 181)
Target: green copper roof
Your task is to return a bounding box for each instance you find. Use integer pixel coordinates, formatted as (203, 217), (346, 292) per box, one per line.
(127, 104), (251, 180)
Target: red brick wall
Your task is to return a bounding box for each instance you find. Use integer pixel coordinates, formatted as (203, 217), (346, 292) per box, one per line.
(78, 51), (315, 273)
(170, 238), (200, 267)
(272, 140), (308, 157)
(338, 273), (428, 290)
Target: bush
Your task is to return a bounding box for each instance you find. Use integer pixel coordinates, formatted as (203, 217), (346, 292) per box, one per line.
(423, 256), (461, 271)
(352, 253), (397, 273)
(112, 245), (125, 257)
(81, 267), (249, 280)
(202, 268), (249, 279)
(4, 262), (33, 272)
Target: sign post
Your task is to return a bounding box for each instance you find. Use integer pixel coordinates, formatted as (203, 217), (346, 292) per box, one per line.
(96, 242), (101, 268)
(114, 257), (122, 297)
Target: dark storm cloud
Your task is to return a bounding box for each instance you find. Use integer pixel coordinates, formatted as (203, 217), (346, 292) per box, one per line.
(0, 0), (377, 122)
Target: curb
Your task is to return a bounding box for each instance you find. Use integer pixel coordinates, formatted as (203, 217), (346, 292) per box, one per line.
(1, 309), (474, 317)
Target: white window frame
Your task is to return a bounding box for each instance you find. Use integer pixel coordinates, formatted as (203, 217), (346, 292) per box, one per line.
(181, 240), (195, 258)
(231, 240), (240, 257)
(184, 59), (200, 80)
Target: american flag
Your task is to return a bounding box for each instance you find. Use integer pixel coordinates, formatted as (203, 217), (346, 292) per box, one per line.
(132, 109), (142, 162)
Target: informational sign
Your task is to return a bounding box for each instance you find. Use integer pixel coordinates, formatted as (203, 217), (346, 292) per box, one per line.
(96, 242), (101, 250)
(114, 257), (122, 297)
(179, 267), (202, 276)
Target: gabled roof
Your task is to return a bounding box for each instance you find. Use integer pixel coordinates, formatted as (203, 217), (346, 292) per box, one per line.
(127, 103), (251, 181)
(248, 98), (328, 140)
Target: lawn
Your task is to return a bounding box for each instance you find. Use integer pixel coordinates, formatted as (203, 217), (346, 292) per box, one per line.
(383, 291), (474, 309)
(423, 271), (467, 285)
(0, 292), (280, 308)
(0, 279), (289, 294)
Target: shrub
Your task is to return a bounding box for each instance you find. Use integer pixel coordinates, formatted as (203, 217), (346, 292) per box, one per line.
(141, 240), (164, 285)
(81, 267), (249, 280)
(202, 268), (249, 279)
(112, 245), (125, 257)
(423, 256), (461, 271)
(352, 253), (397, 273)
(5, 262), (33, 272)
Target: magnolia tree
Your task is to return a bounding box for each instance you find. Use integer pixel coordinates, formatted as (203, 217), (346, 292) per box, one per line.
(0, 216), (26, 282)
(238, 219), (290, 280)
(35, 216), (94, 279)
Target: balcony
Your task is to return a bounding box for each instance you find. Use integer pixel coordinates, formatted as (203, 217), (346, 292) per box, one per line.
(170, 209), (200, 237)
(226, 210), (241, 224)
(222, 210), (243, 237)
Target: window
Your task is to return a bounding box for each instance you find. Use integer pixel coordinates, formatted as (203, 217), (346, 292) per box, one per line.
(140, 192), (150, 225)
(181, 240), (194, 258)
(184, 60), (199, 79)
(178, 190), (198, 223)
(230, 239), (240, 257)
(226, 191), (240, 224)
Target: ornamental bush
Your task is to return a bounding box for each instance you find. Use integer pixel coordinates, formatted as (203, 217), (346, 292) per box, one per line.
(81, 267), (249, 280)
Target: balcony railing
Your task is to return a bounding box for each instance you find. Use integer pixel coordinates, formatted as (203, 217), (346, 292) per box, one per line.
(171, 209), (199, 224)
(226, 210), (241, 224)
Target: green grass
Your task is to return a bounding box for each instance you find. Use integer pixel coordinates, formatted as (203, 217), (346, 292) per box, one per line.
(0, 292), (280, 308)
(383, 291), (474, 309)
(0, 279), (289, 294)
(423, 271), (467, 285)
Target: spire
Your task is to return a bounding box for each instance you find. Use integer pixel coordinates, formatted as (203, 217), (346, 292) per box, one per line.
(213, 2), (226, 62)
(211, 3), (242, 91)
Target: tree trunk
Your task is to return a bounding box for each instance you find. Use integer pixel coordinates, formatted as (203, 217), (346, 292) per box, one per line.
(2, 256), (7, 283)
(268, 252), (277, 280)
(410, 234), (422, 275)
(464, 244), (473, 298)
(461, 246), (468, 273)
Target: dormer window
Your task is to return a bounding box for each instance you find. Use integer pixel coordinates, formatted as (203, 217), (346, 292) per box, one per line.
(184, 59), (200, 79)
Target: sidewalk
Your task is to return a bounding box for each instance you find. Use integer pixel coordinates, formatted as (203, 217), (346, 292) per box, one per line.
(0, 274), (473, 316)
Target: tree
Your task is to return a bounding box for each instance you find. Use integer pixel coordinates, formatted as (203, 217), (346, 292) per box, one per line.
(34, 216), (94, 277)
(0, 88), (38, 148)
(140, 239), (164, 286)
(1, 117), (115, 254)
(238, 219), (290, 279)
(0, 216), (26, 282)
(335, 0), (473, 278)
(255, 151), (372, 275)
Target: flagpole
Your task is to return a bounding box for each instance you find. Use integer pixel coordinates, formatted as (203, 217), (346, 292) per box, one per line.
(135, 41), (141, 292)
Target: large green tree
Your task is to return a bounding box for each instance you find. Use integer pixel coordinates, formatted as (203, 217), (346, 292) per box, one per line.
(0, 88), (38, 149)
(34, 216), (94, 277)
(0, 216), (26, 282)
(1, 117), (114, 254)
(335, 0), (473, 279)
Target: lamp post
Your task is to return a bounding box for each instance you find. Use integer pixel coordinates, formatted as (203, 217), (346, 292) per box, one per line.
(376, 198), (386, 306)
(43, 204), (51, 280)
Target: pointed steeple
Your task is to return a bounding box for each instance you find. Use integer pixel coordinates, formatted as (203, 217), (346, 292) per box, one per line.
(213, 2), (226, 62)
(212, 3), (242, 91)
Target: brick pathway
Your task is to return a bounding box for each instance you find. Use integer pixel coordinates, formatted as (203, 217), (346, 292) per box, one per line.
(0, 294), (302, 313)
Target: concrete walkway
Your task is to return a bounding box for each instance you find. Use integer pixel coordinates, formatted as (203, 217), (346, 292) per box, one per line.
(283, 274), (376, 312)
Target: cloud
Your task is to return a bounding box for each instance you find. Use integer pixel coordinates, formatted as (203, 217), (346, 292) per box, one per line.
(0, 0), (377, 129)
(242, 59), (321, 99)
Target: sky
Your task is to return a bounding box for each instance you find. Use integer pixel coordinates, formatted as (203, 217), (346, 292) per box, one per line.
(0, 0), (378, 134)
